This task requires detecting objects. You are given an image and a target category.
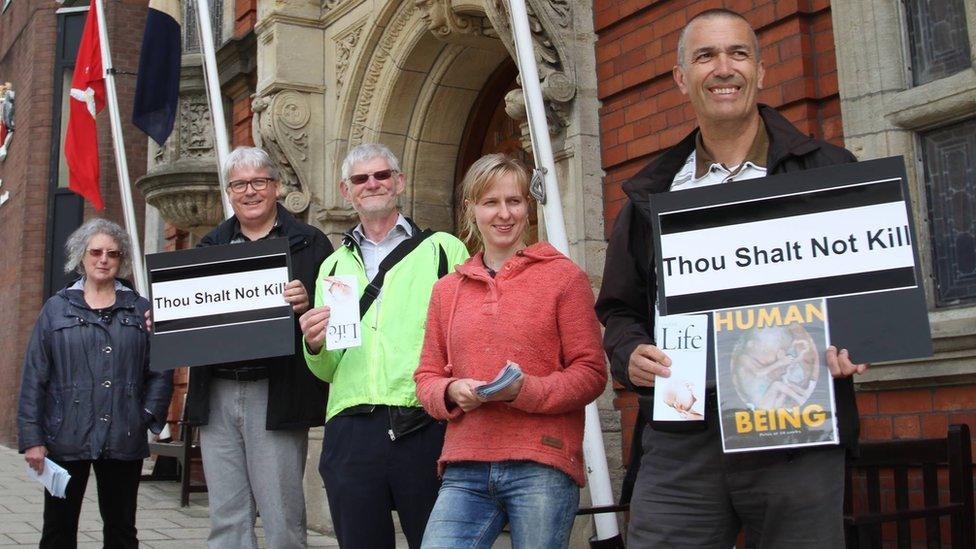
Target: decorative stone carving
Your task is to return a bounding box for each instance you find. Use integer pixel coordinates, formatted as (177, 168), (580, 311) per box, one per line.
(137, 58), (223, 237)
(414, 0), (484, 38)
(137, 163), (224, 238)
(179, 99), (215, 158)
(483, 0), (576, 131)
(350, 2), (415, 144)
(334, 23), (365, 99)
(252, 89), (313, 213)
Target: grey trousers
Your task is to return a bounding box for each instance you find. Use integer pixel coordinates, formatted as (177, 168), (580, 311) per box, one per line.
(199, 378), (309, 549)
(627, 411), (846, 549)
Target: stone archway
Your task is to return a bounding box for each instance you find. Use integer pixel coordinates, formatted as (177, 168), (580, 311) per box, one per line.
(336, 1), (511, 233)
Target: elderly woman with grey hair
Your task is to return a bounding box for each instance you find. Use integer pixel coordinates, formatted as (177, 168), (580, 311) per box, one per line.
(17, 217), (173, 549)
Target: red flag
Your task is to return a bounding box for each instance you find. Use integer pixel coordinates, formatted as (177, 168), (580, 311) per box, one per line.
(65, 0), (106, 209)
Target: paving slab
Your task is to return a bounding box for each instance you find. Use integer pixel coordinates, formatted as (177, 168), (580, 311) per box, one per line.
(0, 444), (341, 548)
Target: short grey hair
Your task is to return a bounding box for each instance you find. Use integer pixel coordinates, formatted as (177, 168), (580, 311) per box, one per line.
(64, 218), (132, 278)
(222, 146), (281, 184)
(339, 143), (402, 183)
(676, 9), (761, 69)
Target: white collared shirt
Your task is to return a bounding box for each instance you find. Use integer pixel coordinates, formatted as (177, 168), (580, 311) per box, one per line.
(670, 149), (768, 191)
(351, 214), (413, 281)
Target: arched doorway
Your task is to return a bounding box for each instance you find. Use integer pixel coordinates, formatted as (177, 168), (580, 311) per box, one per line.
(455, 58), (538, 249)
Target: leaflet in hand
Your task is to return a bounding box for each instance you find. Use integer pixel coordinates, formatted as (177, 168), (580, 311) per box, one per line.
(25, 458), (71, 498)
(321, 275), (361, 350)
(652, 314), (708, 421)
(476, 362), (523, 399)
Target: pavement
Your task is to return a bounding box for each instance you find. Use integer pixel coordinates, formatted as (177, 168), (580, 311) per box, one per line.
(0, 444), (343, 548)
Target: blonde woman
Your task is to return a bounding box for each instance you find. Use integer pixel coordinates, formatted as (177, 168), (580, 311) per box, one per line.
(414, 154), (606, 548)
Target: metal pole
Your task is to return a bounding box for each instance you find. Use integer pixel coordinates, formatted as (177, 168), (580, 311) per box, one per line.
(506, 0), (620, 542)
(93, 0), (147, 295)
(194, 0), (234, 220)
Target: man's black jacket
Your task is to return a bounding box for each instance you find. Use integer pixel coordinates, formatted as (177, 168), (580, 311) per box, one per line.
(185, 203), (333, 430)
(595, 104), (861, 450)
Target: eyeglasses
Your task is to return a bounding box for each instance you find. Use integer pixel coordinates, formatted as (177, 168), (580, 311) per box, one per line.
(227, 177), (275, 194)
(347, 169), (396, 185)
(88, 248), (123, 259)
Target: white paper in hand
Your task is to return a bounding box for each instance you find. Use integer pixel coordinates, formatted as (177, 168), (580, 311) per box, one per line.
(322, 275), (361, 350)
(653, 314), (708, 421)
(25, 458), (71, 498)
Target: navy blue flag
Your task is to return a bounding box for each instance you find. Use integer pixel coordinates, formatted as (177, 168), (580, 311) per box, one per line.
(132, 0), (181, 146)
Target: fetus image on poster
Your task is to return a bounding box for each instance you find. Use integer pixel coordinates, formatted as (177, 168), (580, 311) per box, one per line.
(730, 324), (818, 411)
(661, 379), (704, 420)
(324, 276), (354, 299)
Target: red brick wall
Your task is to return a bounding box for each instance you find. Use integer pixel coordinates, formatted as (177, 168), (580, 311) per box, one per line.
(858, 387), (976, 457)
(595, 0), (842, 234)
(0, 0), (60, 446)
(0, 1), (150, 446)
(234, 0), (256, 38)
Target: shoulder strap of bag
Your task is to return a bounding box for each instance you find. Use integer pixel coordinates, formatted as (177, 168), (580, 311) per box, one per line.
(358, 229), (435, 317)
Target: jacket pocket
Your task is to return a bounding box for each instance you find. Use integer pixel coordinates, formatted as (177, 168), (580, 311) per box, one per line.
(42, 387), (66, 441)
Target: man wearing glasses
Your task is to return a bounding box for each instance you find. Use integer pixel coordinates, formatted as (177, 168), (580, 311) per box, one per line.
(184, 146), (334, 549)
(299, 143), (469, 548)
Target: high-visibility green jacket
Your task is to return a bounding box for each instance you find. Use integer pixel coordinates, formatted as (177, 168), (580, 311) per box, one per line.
(305, 229), (469, 420)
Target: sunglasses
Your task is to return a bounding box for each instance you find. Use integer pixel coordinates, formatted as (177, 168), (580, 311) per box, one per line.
(227, 177), (275, 194)
(347, 169), (396, 185)
(88, 248), (123, 259)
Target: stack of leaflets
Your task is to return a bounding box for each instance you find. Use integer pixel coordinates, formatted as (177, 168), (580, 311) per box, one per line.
(476, 362), (523, 399)
(26, 458), (71, 498)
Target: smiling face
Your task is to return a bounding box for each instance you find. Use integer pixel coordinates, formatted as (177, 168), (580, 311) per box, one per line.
(227, 165), (280, 229)
(82, 233), (121, 285)
(469, 172), (529, 258)
(340, 156), (406, 220)
(673, 15), (764, 130)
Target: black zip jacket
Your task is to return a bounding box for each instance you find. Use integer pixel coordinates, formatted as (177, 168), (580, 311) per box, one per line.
(18, 281), (173, 460)
(595, 105), (861, 449)
(185, 204), (334, 430)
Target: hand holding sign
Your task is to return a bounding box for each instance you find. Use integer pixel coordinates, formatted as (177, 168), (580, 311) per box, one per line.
(300, 306), (331, 354)
(628, 344), (672, 387)
(825, 346), (868, 378)
(283, 279), (309, 314)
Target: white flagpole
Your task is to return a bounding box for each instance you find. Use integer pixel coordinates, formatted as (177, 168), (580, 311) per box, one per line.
(194, 0), (234, 220)
(506, 0), (620, 543)
(93, 0), (147, 295)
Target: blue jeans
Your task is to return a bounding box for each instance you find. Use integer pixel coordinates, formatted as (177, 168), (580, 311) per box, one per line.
(421, 461), (579, 549)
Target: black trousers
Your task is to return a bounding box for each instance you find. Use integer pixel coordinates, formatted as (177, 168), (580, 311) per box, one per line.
(41, 458), (143, 549)
(320, 410), (445, 549)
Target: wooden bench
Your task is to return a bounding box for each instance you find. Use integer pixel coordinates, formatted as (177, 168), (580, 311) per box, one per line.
(844, 423), (974, 548)
(143, 405), (207, 507)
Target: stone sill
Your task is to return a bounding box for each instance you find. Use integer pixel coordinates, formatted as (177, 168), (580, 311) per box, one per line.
(885, 68), (976, 130)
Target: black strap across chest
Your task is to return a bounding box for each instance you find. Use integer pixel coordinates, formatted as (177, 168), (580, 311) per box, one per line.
(328, 230), (450, 319)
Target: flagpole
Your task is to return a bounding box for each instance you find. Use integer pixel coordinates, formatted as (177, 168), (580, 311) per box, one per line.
(93, 0), (147, 295)
(194, 0), (234, 220)
(506, 0), (621, 544)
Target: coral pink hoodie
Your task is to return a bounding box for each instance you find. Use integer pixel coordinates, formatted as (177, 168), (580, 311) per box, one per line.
(414, 242), (607, 486)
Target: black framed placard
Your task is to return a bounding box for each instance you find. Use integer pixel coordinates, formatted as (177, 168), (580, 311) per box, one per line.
(648, 156), (932, 363)
(146, 238), (294, 371)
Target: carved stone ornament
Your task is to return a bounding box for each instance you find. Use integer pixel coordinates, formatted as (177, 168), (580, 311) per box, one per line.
(414, 0), (484, 39)
(350, 2), (414, 144)
(483, 0), (576, 132)
(136, 162), (224, 238)
(0, 82), (15, 162)
(179, 99), (215, 158)
(252, 90), (312, 213)
(335, 23), (365, 99)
